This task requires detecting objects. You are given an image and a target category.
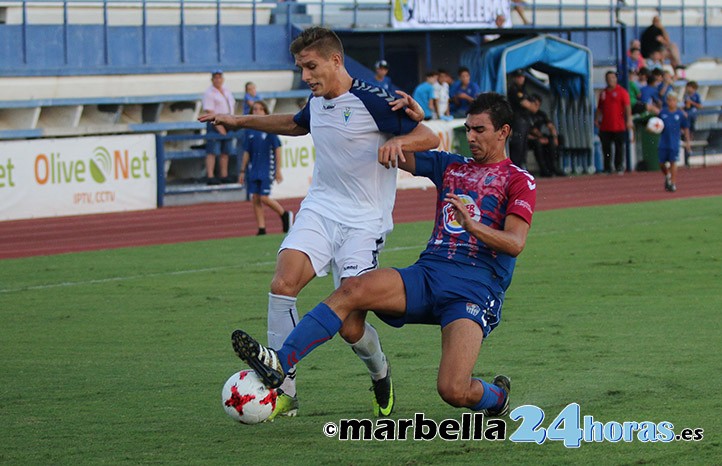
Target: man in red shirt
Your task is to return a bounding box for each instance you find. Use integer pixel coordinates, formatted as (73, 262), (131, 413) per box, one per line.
(595, 71), (633, 173)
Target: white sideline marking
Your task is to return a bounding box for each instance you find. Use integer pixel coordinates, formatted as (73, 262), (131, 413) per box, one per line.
(0, 246), (421, 295)
(0, 263), (275, 294)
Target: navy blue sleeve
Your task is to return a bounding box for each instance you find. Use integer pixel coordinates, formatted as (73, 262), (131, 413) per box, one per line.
(242, 132), (253, 152)
(293, 98), (312, 130)
(679, 110), (690, 129)
(351, 80), (418, 136)
(414, 150), (467, 188)
(271, 134), (282, 150)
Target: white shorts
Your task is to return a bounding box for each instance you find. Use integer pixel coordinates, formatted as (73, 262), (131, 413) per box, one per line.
(279, 209), (386, 288)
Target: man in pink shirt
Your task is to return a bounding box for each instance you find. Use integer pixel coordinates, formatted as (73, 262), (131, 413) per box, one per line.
(202, 70), (237, 184)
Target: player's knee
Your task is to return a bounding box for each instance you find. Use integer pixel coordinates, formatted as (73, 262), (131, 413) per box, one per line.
(269, 274), (301, 296)
(437, 381), (468, 408)
(334, 276), (368, 308)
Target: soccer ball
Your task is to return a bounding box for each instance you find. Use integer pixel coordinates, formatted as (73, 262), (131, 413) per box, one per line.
(221, 370), (277, 424)
(646, 116), (665, 134)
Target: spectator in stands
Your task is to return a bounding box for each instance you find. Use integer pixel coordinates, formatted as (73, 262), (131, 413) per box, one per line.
(683, 81), (702, 132)
(450, 67), (481, 118)
(627, 40), (645, 72)
(202, 69), (236, 185)
(657, 70), (675, 107)
(644, 49), (664, 72)
(627, 46), (644, 73)
(243, 82), (262, 115)
(628, 69), (645, 115)
(239, 101), (292, 236)
(372, 60), (392, 92)
(506, 69), (534, 169)
(657, 93), (691, 192)
(434, 68), (452, 120)
(640, 16), (683, 76)
(527, 95), (566, 177)
(198, 26), (439, 420)
(413, 70), (438, 120)
(639, 68), (663, 113)
(595, 71), (633, 174)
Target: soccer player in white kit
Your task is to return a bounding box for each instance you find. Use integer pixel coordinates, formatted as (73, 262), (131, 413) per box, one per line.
(200, 27), (439, 418)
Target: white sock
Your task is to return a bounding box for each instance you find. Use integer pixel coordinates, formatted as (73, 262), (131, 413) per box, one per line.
(349, 322), (388, 381)
(267, 293), (299, 397)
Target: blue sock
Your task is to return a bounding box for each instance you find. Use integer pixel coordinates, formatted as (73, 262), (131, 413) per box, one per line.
(469, 378), (507, 411)
(277, 303), (342, 373)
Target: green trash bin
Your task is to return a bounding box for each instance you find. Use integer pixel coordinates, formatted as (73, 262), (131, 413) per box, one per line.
(634, 114), (661, 171)
(453, 125), (472, 158)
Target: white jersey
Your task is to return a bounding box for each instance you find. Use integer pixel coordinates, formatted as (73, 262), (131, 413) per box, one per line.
(293, 79), (419, 234)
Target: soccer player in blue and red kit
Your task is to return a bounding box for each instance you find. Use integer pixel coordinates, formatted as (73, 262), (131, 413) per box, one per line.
(232, 92), (536, 415)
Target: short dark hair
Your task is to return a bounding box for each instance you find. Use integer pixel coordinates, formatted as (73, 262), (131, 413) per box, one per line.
(458, 66), (471, 75)
(468, 92), (513, 131)
(290, 27), (344, 60)
(605, 70), (618, 78)
(687, 80), (699, 89)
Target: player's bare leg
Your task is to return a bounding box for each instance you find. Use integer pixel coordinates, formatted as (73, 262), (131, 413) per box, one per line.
(219, 153), (229, 179)
(251, 194), (266, 234)
(437, 319), (510, 416)
(205, 154), (217, 183)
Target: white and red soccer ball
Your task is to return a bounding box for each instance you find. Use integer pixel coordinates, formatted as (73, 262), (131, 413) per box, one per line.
(222, 370), (277, 424)
(646, 116), (665, 135)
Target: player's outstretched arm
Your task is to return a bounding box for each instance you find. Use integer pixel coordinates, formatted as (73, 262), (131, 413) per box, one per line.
(197, 113), (308, 136)
(378, 124), (439, 169)
(445, 193), (530, 257)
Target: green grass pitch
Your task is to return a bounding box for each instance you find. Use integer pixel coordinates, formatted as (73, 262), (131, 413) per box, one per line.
(1, 196), (720, 464)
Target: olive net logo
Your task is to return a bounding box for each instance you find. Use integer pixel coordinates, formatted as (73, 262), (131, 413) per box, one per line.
(89, 146), (112, 184)
(34, 144), (151, 185)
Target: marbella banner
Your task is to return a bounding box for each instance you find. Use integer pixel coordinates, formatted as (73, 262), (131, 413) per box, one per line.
(0, 134), (157, 221)
(391, 0), (512, 29)
(270, 119), (462, 200)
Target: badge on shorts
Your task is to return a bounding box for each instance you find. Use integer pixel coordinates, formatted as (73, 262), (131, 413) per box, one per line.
(466, 302), (481, 316)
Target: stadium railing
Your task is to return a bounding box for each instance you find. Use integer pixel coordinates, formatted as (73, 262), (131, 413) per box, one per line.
(0, 90), (310, 139)
(0, 0), (719, 77)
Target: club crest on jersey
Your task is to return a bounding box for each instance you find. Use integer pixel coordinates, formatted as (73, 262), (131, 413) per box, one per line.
(343, 107), (353, 125)
(484, 174), (497, 186)
(443, 194), (481, 235)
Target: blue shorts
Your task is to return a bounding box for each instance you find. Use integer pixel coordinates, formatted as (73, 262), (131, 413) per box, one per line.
(247, 178), (272, 196)
(658, 148), (679, 164)
(377, 255), (505, 337)
(206, 123), (235, 156)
